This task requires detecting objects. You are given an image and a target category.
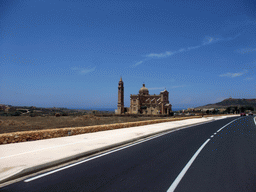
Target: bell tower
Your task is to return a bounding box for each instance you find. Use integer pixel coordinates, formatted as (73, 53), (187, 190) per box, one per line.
(117, 77), (124, 114)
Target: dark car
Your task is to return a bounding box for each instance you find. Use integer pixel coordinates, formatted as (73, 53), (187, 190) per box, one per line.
(240, 113), (246, 116)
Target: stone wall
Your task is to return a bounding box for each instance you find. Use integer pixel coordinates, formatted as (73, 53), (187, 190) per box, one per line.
(0, 116), (202, 145)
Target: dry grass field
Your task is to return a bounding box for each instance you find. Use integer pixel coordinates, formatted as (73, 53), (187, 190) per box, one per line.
(0, 115), (174, 134)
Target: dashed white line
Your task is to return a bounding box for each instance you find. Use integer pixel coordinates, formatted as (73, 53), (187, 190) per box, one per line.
(24, 117), (241, 184)
(166, 117), (241, 192)
(167, 139), (211, 192)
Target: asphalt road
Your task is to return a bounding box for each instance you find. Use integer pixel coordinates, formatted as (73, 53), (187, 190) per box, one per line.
(1, 116), (255, 192)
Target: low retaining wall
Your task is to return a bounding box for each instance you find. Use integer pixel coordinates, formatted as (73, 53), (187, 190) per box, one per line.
(0, 116), (202, 145)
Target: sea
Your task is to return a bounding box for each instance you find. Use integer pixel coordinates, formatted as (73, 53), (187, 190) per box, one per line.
(73, 107), (185, 112)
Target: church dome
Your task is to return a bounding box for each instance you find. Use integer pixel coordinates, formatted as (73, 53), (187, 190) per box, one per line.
(139, 84), (149, 95)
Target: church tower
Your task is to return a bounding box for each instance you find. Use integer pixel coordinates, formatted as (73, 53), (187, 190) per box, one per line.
(117, 77), (124, 114)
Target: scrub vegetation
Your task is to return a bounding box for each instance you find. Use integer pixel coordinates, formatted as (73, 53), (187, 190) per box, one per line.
(0, 115), (175, 134)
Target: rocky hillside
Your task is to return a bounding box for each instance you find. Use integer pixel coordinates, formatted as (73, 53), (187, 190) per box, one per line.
(196, 98), (256, 109)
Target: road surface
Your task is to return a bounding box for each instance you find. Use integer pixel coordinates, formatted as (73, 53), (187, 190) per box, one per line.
(1, 116), (255, 192)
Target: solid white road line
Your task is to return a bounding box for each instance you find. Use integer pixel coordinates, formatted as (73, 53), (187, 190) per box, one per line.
(24, 116), (235, 183)
(1, 119), (211, 160)
(24, 128), (183, 182)
(166, 117), (241, 192)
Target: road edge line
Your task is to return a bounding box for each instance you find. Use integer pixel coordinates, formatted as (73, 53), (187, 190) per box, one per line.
(23, 120), (215, 183)
(0, 116), (235, 186)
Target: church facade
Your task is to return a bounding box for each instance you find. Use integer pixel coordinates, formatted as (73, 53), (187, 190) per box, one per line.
(116, 78), (172, 115)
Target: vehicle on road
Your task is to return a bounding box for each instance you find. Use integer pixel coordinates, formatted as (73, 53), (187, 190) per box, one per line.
(240, 112), (246, 116)
(248, 112), (253, 116)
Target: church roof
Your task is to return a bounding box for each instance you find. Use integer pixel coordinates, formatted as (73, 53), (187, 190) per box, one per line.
(139, 84), (149, 94)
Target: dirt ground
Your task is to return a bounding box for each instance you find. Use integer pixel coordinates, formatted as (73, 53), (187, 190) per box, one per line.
(0, 115), (174, 134)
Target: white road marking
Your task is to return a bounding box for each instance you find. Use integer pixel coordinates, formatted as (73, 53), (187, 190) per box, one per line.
(1, 120), (211, 160)
(2, 130), (161, 160)
(166, 117), (241, 192)
(24, 128), (183, 182)
(24, 117), (238, 183)
(167, 139), (211, 192)
(24, 120), (218, 183)
(216, 116), (242, 133)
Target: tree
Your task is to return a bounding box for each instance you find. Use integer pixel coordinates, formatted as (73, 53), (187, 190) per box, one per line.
(11, 111), (22, 116)
(212, 109), (218, 114)
(226, 107), (232, 113)
(240, 106), (245, 113)
(245, 106), (254, 111)
(233, 106), (238, 114)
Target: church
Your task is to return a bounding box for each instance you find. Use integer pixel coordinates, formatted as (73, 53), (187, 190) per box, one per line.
(116, 78), (172, 115)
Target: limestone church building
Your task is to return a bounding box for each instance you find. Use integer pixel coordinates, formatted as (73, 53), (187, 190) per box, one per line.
(116, 78), (172, 115)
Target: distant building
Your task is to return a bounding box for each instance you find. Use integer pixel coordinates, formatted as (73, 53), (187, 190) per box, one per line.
(116, 78), (172, 115)
(187, 108), (195, 112)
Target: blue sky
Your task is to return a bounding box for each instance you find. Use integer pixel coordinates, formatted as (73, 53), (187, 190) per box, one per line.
(1, 0), (255, 109)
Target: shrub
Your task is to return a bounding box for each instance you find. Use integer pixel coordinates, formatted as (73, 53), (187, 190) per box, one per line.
(12, 111), (22, 116)
(30, 113), (37, 117)
(55, 113), (61, 117)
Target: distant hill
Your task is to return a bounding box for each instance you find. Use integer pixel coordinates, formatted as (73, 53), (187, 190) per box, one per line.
(196, 98), (256, 109)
